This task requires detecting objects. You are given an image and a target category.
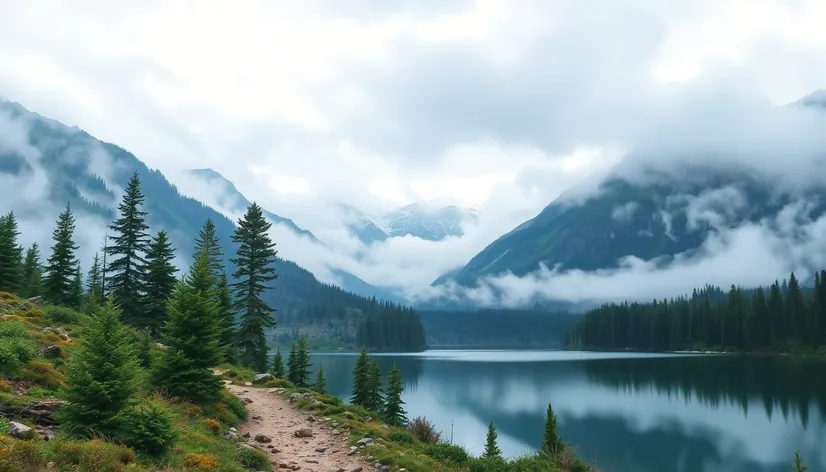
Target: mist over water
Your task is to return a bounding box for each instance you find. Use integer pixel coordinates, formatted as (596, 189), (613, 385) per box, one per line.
(311, 350), (826, 472)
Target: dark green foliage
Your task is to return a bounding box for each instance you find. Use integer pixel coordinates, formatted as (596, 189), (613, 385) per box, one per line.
(45, 305), (82, 324)
(312, 364), (326, 394)
(387, 429), (416, 444)
(271, 345), (285, 378)
(287, 342), (298, 385)
(419, 308), (579, 347)
(20, 242), (42, 298)
(356, 300), (427, 351)
(350, 348), (370, 407)
(68, 262), (83, 309)
(194, 218), (224, 278)
(365, 359), (384, 412)
(383, 364), (407, 427)
(567, 269), (826, 353)
(0, 320), (35, 377)
(231, 203), (278, 372)
(483, 421), (502, 460)
(151, 251), (224, 403)
(793, 451), (808, 472)
(541, 403), (563, 457)
(43, 204), (79, 305)
(237, 446), (271, 470)
(58, 298), (139, 438)
(143, 230), (178, 335)
(407, 416), (441, 443)
(295, 336), (311, 387)
(120, 397), (177, 456)
(466, 457), (509, 472)
(216, 271), (236, 363)
(85, 252), (103, 309)
(422, 443), (470, 465)
(134, 330), (156, 369)
(106, 172), (150, 326)
(0, 211), (23, 294)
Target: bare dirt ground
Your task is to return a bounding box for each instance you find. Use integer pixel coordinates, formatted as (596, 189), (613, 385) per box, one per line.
(225, 383), (368, 472)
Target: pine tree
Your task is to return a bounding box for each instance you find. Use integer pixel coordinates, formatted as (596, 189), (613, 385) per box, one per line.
(151, 250), (224, 402)
(483, 421), (502, 460)
(144, 230), (178, 336)
(57, 298), (139, 437)
(365, 359), (384, 412)
(194, 218), (224, 278)
(313, 365), (326, 394)
(350, 348), (370, 407)
(0, 212), (23, 294)
(86, 252), (103, 309)
(231, 203), (278, 372)
(295, 335), (312, 387)
(383, 364), (407, 427)
(68, 262), (84, 309)
(271, 345), (285, 378)
(216, 271), (237, 363)
(107, 172), (150, 325)
(20, 243), (42, 298)
(541, 403), (563, 457)
(43, 204), (79, 305)
(287, 342), (299, 385)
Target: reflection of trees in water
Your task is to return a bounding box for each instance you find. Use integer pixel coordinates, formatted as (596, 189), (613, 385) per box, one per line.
(310, 354), (424, 398)
(584, 356), (826, 427)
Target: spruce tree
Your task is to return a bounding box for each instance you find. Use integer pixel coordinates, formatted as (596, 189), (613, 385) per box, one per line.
(483, 421), (502, 460)
(107, 172), (150, 325)
(57, 298), (139, 437)
(20, 243), (42, 298)
(271, 345), (285, 378)
(194, 218), (224, 278)
(287, 342), (299, 385)
(0, 212), (23, 294)
(383, 364), (407, 427)
(216, 271), (237, 363)
(350, 348), (370, 407)
(365, 359), (384, 412)
(295, 335), (312, 387)
(86, 252), (103, 309)
(144, 230), (178, 335)
(313, 365), (326, 394)
(231, 203), (278, 372)
(541, 403), (563, 457)
(68, 262), (84, 309)
(43, 204), (79, 305)
(151, 250), (224, 402)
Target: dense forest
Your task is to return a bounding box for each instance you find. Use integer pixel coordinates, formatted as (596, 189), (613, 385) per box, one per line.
(419, 309), (582, 347)
(565, 271), (826, 353)
(0, 172), (426, 353)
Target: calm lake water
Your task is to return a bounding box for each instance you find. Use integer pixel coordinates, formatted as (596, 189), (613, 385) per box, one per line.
(309, 350), (826, 472)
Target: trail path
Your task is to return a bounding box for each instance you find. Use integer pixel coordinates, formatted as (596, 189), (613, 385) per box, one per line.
(225, 383), (368, 472)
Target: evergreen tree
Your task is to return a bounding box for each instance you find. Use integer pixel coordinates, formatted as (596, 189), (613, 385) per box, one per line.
(216, 271), (237, 363)
(785, 272), (806, 343)
(57, 298), (139, 437)
(143, 230), (178, 335)
(86, 252), (103, 309)
(0, 212), (23, 294)
(151, 250), (224, 402)
(107, 172), (150, 325)
(20, 243), (42, 298)
(295, 335), (312, 387)
(541, 403), (563, 457)
(43, 204), (79, 305)
(231, 203), (278, 372)
(194, 218), (224, 278)
(383, 364), (407, 427)
(271, 345), (285, 378)
(350, 348), (371, 407)
(68, 262), (84, 309)
(313, 365), (327, 394)
(365, 359), (384, 412)
(482, 421), (502, 460)
(287, 342), (299, 385)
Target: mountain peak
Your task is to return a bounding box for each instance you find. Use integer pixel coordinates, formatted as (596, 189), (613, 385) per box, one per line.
(791, 89), (826, 109)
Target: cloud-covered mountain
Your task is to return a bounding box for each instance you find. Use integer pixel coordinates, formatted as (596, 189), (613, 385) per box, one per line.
(341, 202), (479, 244)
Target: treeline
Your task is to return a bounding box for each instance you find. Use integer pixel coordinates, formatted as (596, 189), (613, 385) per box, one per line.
(565, 271), (826, 352)
(419, 309), (582, 347)
(357, 304), (427, 350)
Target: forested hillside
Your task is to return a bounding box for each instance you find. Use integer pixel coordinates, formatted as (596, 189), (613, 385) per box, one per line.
(419, 309), (582, 347)
(565, 271), (826, 353)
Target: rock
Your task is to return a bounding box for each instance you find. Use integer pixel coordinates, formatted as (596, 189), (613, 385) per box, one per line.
(155, 342), (168, 350)
(244, 381), (253, 386)
(315, 447), (326, 453)
(237, 443), (256, 451)
(254, 433), (272, 443)
(306, 415), (316, 422)
(221, 431), (238, 441)
(45, 462), (56, 469)
(349, 468), (363, 472)
(356, 437), (373, 446)
(26, 296), (44, 305)
(305, 459), (319, 464)
(252, 415), (264, 420)
(378, 466), (389, 472)
(335, 468), (346, 472)
(347, 446), (358, 455)
(254, 373), (274, 383)
(243, 432), (251, 438)
(229, 427), (237, 432)
(293, 428), (313, 438)
(8, 421), (34, 440)
(37, 345), (62, 358)
(243, 397), (254, 404)
(289, 392), (304, 403)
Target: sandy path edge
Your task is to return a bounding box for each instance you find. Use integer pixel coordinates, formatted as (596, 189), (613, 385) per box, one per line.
(225, 382), (370, 472)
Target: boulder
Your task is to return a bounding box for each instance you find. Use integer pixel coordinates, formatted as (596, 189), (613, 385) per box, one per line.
(38, 345), (62, 359)
(254, 433), (272, 443)
(8, 421), (34, 440)
(253, 373), (274, 383)
(293, 428), (313, 438)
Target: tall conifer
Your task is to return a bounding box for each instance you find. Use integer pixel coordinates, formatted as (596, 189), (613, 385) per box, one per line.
(86, 252), (102, 309)
(350, 348), (370, 407)
(383, 364), (407, 427)
(216, 271), (237, 363)
(483, 421), (502, 460)
(231, 203), (278, 372)
(0, 212), (23, 294)
(541, 403), (563, 457)
(144, 230), (178, 335)
(20, 243), (42, 298)
(43, 204), (79, 305)
(313, 365), (326, 394)
(271, 345), (285, 378)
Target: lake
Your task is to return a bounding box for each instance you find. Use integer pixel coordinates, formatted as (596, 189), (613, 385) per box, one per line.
(310, 350), (826, 472)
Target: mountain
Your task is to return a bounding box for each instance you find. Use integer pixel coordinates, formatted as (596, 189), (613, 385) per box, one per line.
(343, 202), (479, 244)
(186, 168), (318, 242)
(437, 92), (826, 292)
(0, 100), (424, 348)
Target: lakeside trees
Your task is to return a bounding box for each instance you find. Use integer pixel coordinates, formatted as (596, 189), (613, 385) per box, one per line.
(566, 273), (826, 352)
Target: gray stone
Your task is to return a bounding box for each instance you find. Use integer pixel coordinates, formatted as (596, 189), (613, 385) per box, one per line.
(221, 431), (239, 441)
(254, 433), (272, 443)
(8, 421), (33, 439)
(356, 437), (373, 446)
(347, 446), (358, 455)
(236, 443), (255, 452)
(254, 373), (274, 383)
(38, 345), (62, 358)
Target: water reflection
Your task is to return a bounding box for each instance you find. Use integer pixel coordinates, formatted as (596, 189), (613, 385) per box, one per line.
(310, 351), (826, 472)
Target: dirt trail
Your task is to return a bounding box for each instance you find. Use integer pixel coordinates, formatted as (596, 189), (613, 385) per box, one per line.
(225, 383), (368, 472)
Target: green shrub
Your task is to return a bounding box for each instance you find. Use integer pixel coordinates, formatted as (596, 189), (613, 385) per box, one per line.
(467, 457), (510, 472)
(259, 378), (295, 388)
(423, 442), (470, 465)
(119, 397), (177, 456)
(407, 416), (441, 444)
(237, 446), (272, 470)
(510, 455), (559, 471)
(0, 337), (34, 377)
(53, 440), (136, 472)
(45, 305), (82, 324)
(0, 320), (28, 338)
(222, 389), (248, 422)
(388, 429), (417, 445)
(20, 359), (66, 389)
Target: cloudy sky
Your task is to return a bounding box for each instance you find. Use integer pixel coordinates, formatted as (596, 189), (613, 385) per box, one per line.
(2, 0), (826, 305)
